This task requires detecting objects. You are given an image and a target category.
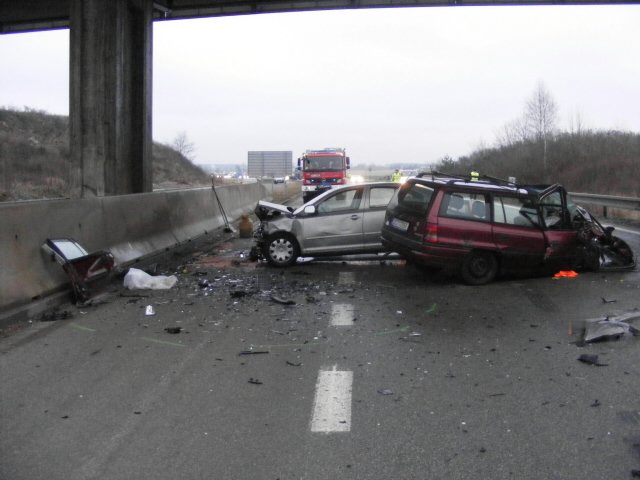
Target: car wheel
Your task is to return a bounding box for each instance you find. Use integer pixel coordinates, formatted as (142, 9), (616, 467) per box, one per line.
(263, 233), (300, 267)
(461, 251), (498, 285)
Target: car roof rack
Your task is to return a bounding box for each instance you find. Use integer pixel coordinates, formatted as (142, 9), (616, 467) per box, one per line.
(416, 170), (519, 187)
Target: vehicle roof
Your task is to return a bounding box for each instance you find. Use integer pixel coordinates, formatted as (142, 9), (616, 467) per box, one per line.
(411, 171), (558, 197)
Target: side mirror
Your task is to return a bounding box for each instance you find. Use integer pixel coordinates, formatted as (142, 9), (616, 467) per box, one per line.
(304, 205), (316, 215)
(346, 157), (351, 169)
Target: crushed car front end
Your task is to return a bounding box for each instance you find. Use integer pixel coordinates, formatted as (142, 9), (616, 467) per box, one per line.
(251, 200), (296, 262)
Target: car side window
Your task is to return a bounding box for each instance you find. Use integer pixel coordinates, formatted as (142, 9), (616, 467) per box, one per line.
(493, 196), (540, 227)
(439, 192), (489, 221)
(368, 187), (397, 208)
(317, 188), (363, 214)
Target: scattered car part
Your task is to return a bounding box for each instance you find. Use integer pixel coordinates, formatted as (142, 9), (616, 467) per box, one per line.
(583, 312), (640, 343)
(577, 354), (608, 366)
(41, 238), (116, 303)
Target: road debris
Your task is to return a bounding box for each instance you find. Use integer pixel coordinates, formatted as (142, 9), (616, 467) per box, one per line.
(577, 354), (608, 366)
(230, 290), (249, 298)
(286, 361), (302, 367)
(248, 378), (263, 385)
(377, 389), (394, 395)
(124, 267), (178, 290)
(42, 238), (116, 303)
(145, 305), (156, 316)
(553, 270), (579, 278)
(41, 310), (73, 322)
(164, 327), (182, 334)
(271, 295), (296, 305)
(582, 311), (640, 343)
(238, 350), (269, 356)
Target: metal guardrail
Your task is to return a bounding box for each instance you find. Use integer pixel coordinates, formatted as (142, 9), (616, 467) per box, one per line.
(569, 192), (640, 216)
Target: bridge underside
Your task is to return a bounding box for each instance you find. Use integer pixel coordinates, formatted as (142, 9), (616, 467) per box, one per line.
(1, 0), (636, 197)
(1, 1), (636, 33)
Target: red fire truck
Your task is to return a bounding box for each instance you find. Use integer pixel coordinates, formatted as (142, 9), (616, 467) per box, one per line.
(297, 148), (351, 202)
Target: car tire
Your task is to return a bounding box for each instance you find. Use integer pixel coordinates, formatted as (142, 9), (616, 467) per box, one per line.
(263, 233), (300, 267)
(460, 251), (498, 285)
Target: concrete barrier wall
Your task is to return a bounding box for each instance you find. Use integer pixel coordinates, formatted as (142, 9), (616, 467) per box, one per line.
(0, 180), (299, 313)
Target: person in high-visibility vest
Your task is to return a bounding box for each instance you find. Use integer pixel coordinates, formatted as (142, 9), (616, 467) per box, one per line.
(470, 170), (480, 182)
(391, 169), (402, 182)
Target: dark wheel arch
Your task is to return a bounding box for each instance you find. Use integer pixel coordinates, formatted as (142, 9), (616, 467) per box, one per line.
(460, 250), (499, 285)
(262, 232), (300, 267)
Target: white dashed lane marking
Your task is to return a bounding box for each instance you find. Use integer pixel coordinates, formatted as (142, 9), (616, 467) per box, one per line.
(310, 367), (353, 433)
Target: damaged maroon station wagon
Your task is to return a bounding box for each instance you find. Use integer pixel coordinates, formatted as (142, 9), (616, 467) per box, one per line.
(381, 172), (635, 285)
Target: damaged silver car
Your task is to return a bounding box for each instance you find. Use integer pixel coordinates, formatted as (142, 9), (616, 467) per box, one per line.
(253, 182), (400, 266)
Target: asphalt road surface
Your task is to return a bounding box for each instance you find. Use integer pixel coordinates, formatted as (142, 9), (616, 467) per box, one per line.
(2, 223), (639, 480)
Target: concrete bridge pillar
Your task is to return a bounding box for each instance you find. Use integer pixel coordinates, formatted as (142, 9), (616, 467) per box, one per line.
(69, 0), (153, 197)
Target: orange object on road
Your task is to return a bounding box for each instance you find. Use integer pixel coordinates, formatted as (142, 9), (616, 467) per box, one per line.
(553, 270), (579, 278)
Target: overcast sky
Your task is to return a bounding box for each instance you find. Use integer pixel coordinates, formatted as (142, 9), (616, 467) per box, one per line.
(1, 4), (638, 167)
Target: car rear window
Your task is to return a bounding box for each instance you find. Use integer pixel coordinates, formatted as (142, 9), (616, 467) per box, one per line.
(394, 182), (434, 215)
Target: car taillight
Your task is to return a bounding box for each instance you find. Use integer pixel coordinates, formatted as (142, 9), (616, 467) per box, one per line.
(423, 224), (438, 243)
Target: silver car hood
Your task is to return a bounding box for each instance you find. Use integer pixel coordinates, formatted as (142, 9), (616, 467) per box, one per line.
(254, 200), (294, 221)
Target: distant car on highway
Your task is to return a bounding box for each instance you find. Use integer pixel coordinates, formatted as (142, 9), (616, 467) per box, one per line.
(253, 182), (400, 266)
(381, 171), (635, 284)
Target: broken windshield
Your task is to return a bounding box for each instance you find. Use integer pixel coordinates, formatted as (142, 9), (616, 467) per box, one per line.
(303, 155), (344, 172)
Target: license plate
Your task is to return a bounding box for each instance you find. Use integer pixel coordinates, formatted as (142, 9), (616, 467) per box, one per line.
(391, 217), (409, 231)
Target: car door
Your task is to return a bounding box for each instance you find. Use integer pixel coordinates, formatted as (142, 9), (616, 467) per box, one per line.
(491, 194), (546, 267)
(362, 185), (399, 249)
(538, 185), (579, 265)
(436, 191), (494, 252)
(300, 186), (365, 254)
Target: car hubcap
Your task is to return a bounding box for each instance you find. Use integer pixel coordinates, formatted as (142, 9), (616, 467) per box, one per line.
(470, 257), (489, 277)
(270, 238), (293, 262)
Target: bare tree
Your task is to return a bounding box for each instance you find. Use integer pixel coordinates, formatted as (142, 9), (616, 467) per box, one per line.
(172, 131), (196, 161)
(567, 108), (588, 136)
(524, 82), (558, 172)
(495, 117), (529, 147)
